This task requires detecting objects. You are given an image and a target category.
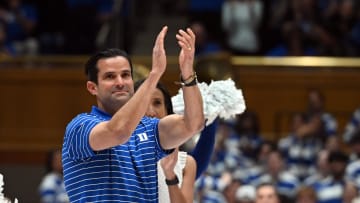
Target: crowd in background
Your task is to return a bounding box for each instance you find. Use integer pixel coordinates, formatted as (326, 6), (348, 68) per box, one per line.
(190, 89), (360, 203)
(1, 0), (359, 202)
(0, 0), (359, 57)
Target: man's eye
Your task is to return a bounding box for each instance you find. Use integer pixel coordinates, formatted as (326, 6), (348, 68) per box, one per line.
(106, 74), (115, 79)
(122, 72), (131, 78)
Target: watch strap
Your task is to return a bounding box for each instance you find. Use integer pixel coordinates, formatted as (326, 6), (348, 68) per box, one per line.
(165, 175), (179, 186)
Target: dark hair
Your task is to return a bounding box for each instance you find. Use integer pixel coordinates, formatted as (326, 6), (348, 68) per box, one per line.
(349, 129), (360, 144)
(328, 150), (349, 163)
(256, 182), (278, 193)
(134, 79), (174, 115)
(84, 48), (133, 84)
(234, 110), (260, 135)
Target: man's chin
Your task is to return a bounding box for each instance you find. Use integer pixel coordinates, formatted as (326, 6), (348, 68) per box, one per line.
(113, 95), (131, 103)
(112, 92), (133, 104)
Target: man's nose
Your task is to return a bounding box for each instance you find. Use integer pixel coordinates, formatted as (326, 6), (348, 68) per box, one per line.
(114, 75), (124, 85)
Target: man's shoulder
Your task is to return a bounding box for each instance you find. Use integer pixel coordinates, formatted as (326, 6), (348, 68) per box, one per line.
(66, 112), (104, 129)
(70, 112), (97, 122)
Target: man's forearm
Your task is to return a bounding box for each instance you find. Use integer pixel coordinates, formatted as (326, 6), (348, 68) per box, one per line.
(182, 84), (204, 134)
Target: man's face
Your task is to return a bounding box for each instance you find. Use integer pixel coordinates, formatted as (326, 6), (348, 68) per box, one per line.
(255, 185), (279, 203)
(88, 56), (134, 114)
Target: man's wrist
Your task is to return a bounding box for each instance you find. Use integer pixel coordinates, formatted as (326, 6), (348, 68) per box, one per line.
(175, 72), (197, 87)
(181, 71), (195, 83)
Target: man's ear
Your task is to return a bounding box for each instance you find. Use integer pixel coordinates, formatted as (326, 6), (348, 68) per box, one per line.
(87, 81), (97, 95)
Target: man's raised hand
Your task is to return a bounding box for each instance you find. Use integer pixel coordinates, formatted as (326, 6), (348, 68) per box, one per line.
(152, 26), (168, 76)
(176, 28), (196, 77)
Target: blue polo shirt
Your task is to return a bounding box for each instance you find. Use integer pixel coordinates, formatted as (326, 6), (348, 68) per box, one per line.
(62, 106), (171, 202)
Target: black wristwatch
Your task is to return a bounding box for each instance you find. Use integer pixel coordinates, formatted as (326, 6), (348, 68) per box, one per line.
(165, 175), (179, 186)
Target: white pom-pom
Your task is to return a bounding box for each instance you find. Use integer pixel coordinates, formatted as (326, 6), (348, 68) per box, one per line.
(0, 174), (4, 199)
(171, 78), (246, 126)
(208, 79), (246, 120)
(0, 174), (17, 203)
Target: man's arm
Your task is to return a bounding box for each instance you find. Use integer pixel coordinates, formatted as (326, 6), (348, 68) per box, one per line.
(158, 28), (204, 150)
(89, 26), (168, 151)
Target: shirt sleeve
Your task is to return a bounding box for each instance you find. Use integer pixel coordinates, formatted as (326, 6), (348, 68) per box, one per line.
(190, 118), (219, 179)
(63, 114), (99, 161)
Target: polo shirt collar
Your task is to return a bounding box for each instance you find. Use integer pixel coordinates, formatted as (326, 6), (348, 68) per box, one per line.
(91, 106), (112, 119)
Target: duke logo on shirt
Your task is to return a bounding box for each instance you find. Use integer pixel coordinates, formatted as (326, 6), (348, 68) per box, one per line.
(137, 133), (148, 142)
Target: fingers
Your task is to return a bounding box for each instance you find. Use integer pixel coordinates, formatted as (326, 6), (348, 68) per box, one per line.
(154, 26), (168, 50)
(176, 28), (195, 51)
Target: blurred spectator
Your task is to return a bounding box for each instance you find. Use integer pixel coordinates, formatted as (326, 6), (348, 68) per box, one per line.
(260, 150), (300, 200)
(207, 111), (263, 175)
(188, 0), (224, 46)
(343, 107), (360, 144)
(320, 0), (360, 56)
(35, 0), (66, 54)
(221, 0), (263, 55)
(278, 112), (323, 180)
(237, 150), (300, 201)
(345, 130), (360, 190)
(195, 174), (232, 203)
(157, 0), (186, 16)
(342, 181), (358, 203)
(255, 183), (280, 203)
(235, 184), (256, 203)
(63, 0), (115, 54)
(0, 21), (15, 56)
(295, 186), (317, 203)
(347, 129), (360, 162)
(325, 135), (341, 152)
(350, 133), (360, 163)
(304, 149), (330, 186)
(232, 140), (276, 186)
(98, 0), (135, 54)
(318, 0), (339, 20)
(260, 0), (290, 55)
(197, 189), (227, 203)
(205, 120), (234, 176)
(310, 150), (349, 203)
(267, 0), (335, 56)
(39, 148), (69, 203)
(195, 171), (233, 196)
(204, 119), (254, 176)
(305, 89), (338, 139)
(231, 110), (263, 163)
(223, 179), (242, 203)
(0, 0), (38, 55)
(256, 140), (277, 166)
(190, 21), (222, 56)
